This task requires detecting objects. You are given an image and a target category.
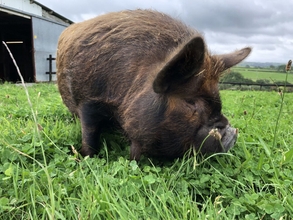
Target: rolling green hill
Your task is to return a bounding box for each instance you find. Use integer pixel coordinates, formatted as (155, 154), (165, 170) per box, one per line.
(231, 67), (293, 84)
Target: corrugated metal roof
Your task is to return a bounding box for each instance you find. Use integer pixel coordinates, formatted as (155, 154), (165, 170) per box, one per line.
(32, 0), (74, 24)
(0, 0), (74, 25)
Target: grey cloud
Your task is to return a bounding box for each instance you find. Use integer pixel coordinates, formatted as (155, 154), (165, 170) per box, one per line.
(38, 0), (293, 63)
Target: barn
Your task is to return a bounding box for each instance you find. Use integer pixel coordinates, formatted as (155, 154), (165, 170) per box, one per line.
(0, 0), (73, 82)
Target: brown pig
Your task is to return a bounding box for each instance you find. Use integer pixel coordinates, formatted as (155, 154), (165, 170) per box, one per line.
(57, 10), (251, 161)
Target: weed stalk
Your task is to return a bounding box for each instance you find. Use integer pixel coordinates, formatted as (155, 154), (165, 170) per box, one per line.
(270, 60), (292, 181)
(2, 41), (56, 220)
(272, 60), (291, 149)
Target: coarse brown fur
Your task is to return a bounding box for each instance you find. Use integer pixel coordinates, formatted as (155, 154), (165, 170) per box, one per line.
(57, 9), (251, 160)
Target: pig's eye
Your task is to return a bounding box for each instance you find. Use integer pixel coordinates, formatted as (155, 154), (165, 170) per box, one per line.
(185, 99), (195, 105)
(185, 99), (197, 115)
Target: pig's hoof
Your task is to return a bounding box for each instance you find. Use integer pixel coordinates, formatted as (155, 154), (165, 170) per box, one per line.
(79, 146), (98, 157)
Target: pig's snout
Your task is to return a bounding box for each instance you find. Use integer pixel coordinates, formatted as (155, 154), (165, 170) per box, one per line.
(220, 125), (238, 152)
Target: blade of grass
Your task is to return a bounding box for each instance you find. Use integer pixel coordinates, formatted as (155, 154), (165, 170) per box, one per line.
(2, 41), (56, 220)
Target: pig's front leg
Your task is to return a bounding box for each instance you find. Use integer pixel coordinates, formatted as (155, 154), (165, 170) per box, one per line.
(130, 140), (142, 161)
(78, 102), (108, 157)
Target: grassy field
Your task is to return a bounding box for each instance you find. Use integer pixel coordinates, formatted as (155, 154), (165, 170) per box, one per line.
(232, 67), (293, 83)
(0, 83), (293, 219)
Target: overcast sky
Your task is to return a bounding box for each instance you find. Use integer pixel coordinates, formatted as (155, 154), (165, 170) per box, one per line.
(37, 0), (293, 64)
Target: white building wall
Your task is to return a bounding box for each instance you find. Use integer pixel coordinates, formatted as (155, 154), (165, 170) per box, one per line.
(0, 0), (42, 16)
(32, 16), (67, 82)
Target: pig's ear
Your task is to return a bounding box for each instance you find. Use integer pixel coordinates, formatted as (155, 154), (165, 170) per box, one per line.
(216, 47), (252, 71)
(153, 37), (205, 93)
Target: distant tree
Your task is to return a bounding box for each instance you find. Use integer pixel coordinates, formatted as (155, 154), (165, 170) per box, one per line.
(220, 71), (254, 84)
(256, 79), (270, 84)
(245, 65), (250, 68)
(243, 78), (254, 84)
(274, 81), (292, 85)
(270, 65), (275, 69)
(277, 65), (286, 72)
(220, 71), (243, 83)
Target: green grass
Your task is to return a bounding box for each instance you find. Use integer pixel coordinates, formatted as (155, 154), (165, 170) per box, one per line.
(232, 67), (293, 83)
(1, 83), (293, 219)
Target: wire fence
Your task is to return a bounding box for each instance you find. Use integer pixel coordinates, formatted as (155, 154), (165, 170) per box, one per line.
(219, 82), (293, 92)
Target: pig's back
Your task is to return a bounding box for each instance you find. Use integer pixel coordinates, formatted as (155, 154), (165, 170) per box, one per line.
(57, 10), (197, 113)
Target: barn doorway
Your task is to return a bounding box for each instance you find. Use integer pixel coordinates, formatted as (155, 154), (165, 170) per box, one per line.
(0, 10), (34, 82)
